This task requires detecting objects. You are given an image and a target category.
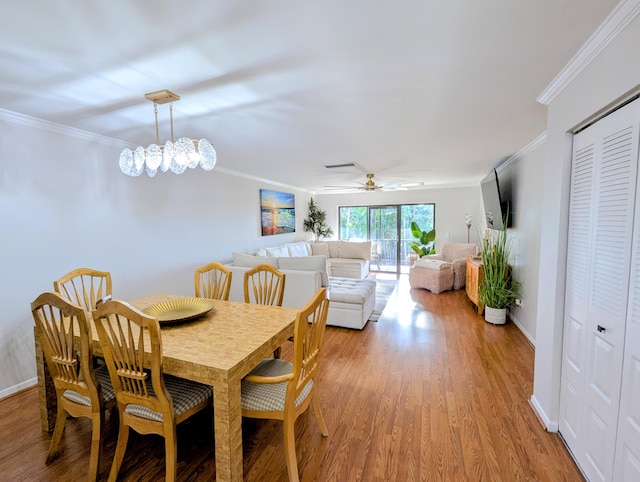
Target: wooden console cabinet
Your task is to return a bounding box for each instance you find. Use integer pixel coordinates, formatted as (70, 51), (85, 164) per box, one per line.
(466, 254), (484, 315)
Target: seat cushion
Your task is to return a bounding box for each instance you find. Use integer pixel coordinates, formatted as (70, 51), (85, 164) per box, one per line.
(241, 358), (313, 412)
(414, 258), (452, 270)
(124, 374), (212, 422)
(328, 277), (376, 304)
(62, 364), (116, 406)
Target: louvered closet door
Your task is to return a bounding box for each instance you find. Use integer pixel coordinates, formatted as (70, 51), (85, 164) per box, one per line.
(559, 122), (595, 455)
(613, 148), (640, 481)
(560, 98), (640, 482)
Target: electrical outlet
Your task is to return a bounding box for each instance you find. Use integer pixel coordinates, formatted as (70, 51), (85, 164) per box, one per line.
(515, 298), (523, 308)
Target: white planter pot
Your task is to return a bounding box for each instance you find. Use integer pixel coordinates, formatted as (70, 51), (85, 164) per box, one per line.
(485, 306), (507, 325)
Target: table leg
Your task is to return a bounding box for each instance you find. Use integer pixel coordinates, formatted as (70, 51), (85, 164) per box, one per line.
(213, 376), (243, 482)
(34, 327), (56, 432)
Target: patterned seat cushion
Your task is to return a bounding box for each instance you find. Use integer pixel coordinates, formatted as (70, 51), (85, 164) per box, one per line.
(124, 375), (212, 422)
(241, 358), (313, 412)
(62, 364), (115, 406)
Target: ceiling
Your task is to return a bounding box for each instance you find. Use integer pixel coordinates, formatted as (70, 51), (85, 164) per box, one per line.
(0, 1), (619, 193)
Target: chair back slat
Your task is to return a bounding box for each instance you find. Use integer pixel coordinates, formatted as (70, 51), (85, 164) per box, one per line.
(93, 299), (171, 413)
(54, 268), (112, 311)
(31, 292), (98, 397)
(244, 264), (286, 307)
(291, 288), (329, 400)
(195, 262), (232, 300)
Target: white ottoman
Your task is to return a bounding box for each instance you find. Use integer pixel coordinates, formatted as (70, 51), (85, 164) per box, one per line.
(327, 277), (376, 330)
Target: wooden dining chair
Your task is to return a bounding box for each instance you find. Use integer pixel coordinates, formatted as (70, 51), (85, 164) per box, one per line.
(194, 261), (232, 301)
(243, 263), (286, 306)
(92, 298), (213, 482)
(54, 268), (112, 311)
(244, 263), (286, 357)
(31, 291), (115, 482)
(241, 288), (330, 482)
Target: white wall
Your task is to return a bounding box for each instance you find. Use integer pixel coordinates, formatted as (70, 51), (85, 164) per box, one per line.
(0, 115), (311, 397)
(496, 138), (546, 343)
(315, 186), (484, 248)
(532, 5), (640, 429)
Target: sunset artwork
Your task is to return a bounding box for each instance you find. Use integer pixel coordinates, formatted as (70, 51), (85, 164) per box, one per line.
(260, 189), (295, 236)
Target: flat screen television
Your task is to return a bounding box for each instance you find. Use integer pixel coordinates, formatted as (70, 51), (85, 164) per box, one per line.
(481, 168), (510, 230)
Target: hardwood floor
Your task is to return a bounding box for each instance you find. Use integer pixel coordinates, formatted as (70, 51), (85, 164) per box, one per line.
(0, 275), (584, 481)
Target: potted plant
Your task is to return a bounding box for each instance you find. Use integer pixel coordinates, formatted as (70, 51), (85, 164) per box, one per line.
(478, 222), (521, 324)
(303, 198), (333, 241)
(409, 221), (436, 257)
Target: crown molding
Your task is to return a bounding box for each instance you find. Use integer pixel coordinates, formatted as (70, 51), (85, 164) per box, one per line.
(537, 0), (640, 105)
(0, 108), (129, 148)
(497, 132), (547, 171)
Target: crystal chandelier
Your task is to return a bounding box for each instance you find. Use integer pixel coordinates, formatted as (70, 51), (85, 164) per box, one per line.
(119, 90), (216, 177)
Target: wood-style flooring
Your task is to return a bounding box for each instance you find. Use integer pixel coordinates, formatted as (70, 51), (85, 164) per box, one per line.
(0, 275), (584, 481)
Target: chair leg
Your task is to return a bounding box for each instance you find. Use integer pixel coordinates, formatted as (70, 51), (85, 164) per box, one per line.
(87, 410), (104, 482)
(108, 422), (130, 482)
(46, 404), (68, 463)
(312, 392), (329, 436)
(273, 346), (282, 359)
(283, 416), (300, 482)
(164, 423), (178, 482)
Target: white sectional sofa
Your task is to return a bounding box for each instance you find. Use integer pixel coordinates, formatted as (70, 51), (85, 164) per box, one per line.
(225, 240), (375, 329)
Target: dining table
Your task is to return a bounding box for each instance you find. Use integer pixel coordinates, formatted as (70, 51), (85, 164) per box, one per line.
(35, 293), (298, 482)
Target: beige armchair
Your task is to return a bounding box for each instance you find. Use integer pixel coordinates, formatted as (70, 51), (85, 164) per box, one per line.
(426, 243), (478, 289)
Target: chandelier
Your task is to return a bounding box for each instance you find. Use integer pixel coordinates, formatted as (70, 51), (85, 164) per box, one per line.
(119, 89), (216, 177)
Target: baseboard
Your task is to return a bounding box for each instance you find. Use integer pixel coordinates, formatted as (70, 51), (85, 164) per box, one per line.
(529, 394), (559, 432)
(0, 378), (37, 401)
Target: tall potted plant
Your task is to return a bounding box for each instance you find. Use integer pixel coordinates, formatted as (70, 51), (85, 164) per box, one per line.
(478, 222), (521, 325)
(303, 198), (333, 241)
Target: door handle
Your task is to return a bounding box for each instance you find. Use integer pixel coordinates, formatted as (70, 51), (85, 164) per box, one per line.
(597, 325), (606, 333)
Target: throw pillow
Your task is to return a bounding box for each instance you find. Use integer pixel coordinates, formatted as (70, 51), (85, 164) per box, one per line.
(286, 242), (311, 257)
(265, 245), (289, 257)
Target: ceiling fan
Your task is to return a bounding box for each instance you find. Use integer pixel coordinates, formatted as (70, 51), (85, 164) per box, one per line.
(323, 173), (405, 192)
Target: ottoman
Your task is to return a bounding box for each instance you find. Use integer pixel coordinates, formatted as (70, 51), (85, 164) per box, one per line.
(327, 277), (377, 330)
(409, 259), (453, 294)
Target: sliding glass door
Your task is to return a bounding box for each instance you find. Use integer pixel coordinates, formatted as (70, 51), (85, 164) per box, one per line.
(369, 206), (398, 273)
(339, 203), (435, 274)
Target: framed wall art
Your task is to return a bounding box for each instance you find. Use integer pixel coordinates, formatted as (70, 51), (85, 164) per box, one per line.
(259, 189), (295, 236)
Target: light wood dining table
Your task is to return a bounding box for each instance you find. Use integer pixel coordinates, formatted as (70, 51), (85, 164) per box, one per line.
(35, 293), (298, 482)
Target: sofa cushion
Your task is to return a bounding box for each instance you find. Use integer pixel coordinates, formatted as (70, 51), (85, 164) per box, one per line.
(327, 258), (368, 279)
(278, 255), (329, 287)
(254, 248), (267, 256)
(415, 258), (452, 270)
(232, 252), (279, 267)
(339, 241), (371, 260)
(286, 241), (311, 257)
(326, 240), (341, 258)
(265, 245), (289, 257)
(311, 242), (330, 257)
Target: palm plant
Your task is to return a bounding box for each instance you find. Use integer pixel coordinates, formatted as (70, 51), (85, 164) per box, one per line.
(303, 198), (333, 241)
(409, 221), (435, 257)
